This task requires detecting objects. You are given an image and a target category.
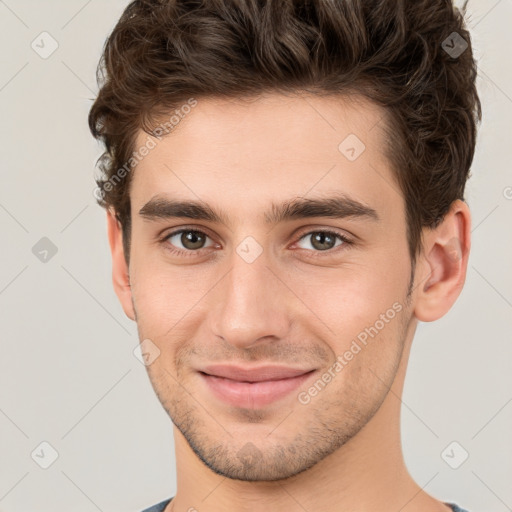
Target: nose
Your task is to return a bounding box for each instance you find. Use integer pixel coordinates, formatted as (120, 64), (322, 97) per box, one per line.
(207, 249), (292, 350)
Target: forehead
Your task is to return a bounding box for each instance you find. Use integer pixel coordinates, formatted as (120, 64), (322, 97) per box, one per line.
(130, 93), (401, 221)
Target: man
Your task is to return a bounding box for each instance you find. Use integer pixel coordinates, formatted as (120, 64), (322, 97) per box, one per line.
(88, 0), (481, 511)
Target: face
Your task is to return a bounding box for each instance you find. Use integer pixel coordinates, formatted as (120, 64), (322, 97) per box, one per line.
(125, 93), (415, 481)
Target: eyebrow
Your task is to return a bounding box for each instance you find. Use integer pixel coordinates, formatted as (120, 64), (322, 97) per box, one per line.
(138, 194), (380, 226)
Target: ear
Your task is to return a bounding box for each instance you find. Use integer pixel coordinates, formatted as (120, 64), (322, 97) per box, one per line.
(413, 199), (471, 322)
(106, 209), (135, 321)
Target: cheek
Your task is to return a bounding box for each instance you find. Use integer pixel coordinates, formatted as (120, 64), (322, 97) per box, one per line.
(129, 256), (214, 343)
(320, 306), (407, 406)
(130, 263), (176, 333)
(289, 253), (408, 365)
(296, 263), (405, 329)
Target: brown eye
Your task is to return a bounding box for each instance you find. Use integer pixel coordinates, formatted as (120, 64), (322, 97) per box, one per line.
(165, 229), (214, 251)
(296, 230), (350, 252)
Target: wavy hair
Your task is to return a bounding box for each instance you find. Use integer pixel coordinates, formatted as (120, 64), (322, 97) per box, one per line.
(89, 0), (481, 272)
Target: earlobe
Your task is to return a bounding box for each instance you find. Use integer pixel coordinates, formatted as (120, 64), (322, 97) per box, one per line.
(106, 209), (136, 321)
(413, 199), (471, 322)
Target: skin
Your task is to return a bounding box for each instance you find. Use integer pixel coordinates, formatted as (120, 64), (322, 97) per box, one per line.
(106, 93), (471, 512)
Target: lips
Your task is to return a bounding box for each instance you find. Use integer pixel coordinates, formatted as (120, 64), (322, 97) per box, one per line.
(200, 364), (314, 382)
(197, 364), (316, 409)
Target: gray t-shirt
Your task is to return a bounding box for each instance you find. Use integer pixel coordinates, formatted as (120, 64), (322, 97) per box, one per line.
(141, 498), (470, 512)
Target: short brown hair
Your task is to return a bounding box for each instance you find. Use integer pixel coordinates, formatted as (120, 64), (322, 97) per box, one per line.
(88, 0), (481, 278)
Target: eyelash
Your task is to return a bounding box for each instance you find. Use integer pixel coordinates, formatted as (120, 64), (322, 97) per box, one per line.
(159, 227), (354, 259)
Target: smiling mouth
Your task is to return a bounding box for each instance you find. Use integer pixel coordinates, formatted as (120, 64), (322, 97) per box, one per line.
(198, 368), (317, 409)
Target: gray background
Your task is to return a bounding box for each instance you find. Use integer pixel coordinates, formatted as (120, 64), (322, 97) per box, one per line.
(0, 0), (511, 511)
